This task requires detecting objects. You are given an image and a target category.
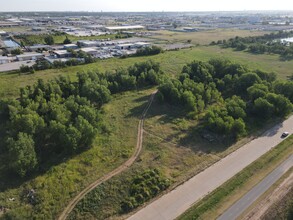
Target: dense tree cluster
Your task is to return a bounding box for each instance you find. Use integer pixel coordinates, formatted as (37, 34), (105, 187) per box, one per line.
(11, 48), (23, 55)
(1, 60), (163, 177)
(63, 36), (72, 44)
(121, 169), (170, 212)
(212, 31), (293, 58)
(135, 46), (163, 56)
(158, 58), (293, 139)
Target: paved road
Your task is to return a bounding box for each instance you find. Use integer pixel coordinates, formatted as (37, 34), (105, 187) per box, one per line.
(0, 60), (35, 72)
(217, 154), (293, 220)
(58, 91), (157, 220)
(128, 116), (293, 220)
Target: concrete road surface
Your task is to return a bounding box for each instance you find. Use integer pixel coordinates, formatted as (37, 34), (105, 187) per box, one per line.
(0, 60), (35, 72)
(217, 154), (293, 220)
(127, 116), (293, 220)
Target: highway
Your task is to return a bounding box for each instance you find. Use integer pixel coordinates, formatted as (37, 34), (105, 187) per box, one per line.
(217, 154), (293, 220)
(127, 116), (293, 220)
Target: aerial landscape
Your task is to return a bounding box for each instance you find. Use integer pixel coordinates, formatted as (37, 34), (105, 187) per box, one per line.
(0, 1), (293, 220)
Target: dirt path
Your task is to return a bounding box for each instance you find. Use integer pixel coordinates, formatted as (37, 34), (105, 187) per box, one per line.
(58, 90), (157, 220)
(241, 171), (293, 220)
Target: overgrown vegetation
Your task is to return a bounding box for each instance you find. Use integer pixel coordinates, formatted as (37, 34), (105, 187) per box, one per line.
(15, 32), (129, 46)
(135, 45), (163, 56)
(69, 169), (170, 219)
(261, 185), (293, 220)
(121, 169), (170, 212)
(0, 60), (163, 178)
(212, 30), (293, 59)
(158, 58), (293, 139)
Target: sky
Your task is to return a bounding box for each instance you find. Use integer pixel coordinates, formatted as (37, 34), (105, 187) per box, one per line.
(1, 0), (293, 12)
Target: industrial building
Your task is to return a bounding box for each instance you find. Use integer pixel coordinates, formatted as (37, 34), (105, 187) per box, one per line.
(80, 48), (99, 56)
(0, 30), (8, 36)
(63, 44), (79, 50)
(0, 56), (10, 64)
(16, 53), (44, 61)
(28, 44), (52, 52)
(52, 50), (72, 58)
(115, 43), (136, 50)
(134, 42), (151, 48)
(105, 25), (145, 32)
(77, 40), (99, 47)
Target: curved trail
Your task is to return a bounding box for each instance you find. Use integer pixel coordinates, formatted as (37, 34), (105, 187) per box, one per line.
(58, 91), (157, 220)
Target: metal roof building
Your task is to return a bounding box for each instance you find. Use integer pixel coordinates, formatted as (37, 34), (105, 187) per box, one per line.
(105, 25), (144, 31)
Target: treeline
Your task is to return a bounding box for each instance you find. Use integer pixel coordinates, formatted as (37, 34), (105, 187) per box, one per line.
(0, 60), (163, 177)
(211, 31), (293, 58)
(158, 58), (293, 139)
(135, 46), (163, 56)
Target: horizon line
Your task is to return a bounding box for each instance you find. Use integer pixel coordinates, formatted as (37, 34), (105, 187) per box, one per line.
(1, 9), (293, 13)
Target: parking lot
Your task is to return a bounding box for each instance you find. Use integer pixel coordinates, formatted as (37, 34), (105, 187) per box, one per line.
(0, 60), (35, 72)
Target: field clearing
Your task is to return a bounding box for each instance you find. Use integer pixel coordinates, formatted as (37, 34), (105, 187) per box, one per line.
(1, 45), (293, 99)
(0, 88), (154, 219)
(67, 90), (284, 219)
(148, 29), (268, 45)
(13, 33), (118, 45)
(0, 26), (31, 32)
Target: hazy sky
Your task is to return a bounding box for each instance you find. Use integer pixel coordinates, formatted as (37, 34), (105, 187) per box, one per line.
(1, 0), (293, 12)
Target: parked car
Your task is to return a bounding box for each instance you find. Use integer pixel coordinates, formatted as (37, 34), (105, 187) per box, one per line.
(281, 132), (289, 138)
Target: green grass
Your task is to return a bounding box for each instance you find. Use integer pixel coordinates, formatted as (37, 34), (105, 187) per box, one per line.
(148, 29), (267, 45)
(1, 45), (293, 99)
(1, 32), (293, 219)
(14, 33), (118, 46)
(178, 134), (293, 220)
(0, 88), (154, 219)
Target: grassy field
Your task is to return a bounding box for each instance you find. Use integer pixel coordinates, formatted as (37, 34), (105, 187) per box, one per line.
(1, 45), (293, 99)
(148, 29), (267, 45)
(14, 33), (119, 45)
(1, 32), (293, 219)
(66, 90), (284, 219)
(178, 134), (293, 220)
(258, 171), (293, 220)
(0, 88), (154, 219)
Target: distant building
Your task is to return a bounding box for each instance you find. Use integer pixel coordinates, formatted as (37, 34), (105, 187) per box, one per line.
(105, 25), (144, 32)
(32, 27), (46, 31)
(0, 30), (8, 36)
(115, 43), (135, 50)
(80, 48), (99, 56)
(52, 50), (72, 58)
(281, 37), (293, 46)
(0, 56), (10, 64)
(0, 22), (18, 27)
(134, 42), (151, 48)
(16, 53), (44, 61)
(183, 27), (198, 32)
(77, 40), (99, 47)
(63, 44), (78, 50)
(28, 44), (52, 52)
(3, 40), (20, 50)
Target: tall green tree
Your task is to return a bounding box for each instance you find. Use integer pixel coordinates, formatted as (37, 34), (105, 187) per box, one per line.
(44, 35), (54, 45)
(7, 132), (37, 177)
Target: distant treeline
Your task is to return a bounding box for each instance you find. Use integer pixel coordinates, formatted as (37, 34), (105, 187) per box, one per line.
(211, 31), (293, 59)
